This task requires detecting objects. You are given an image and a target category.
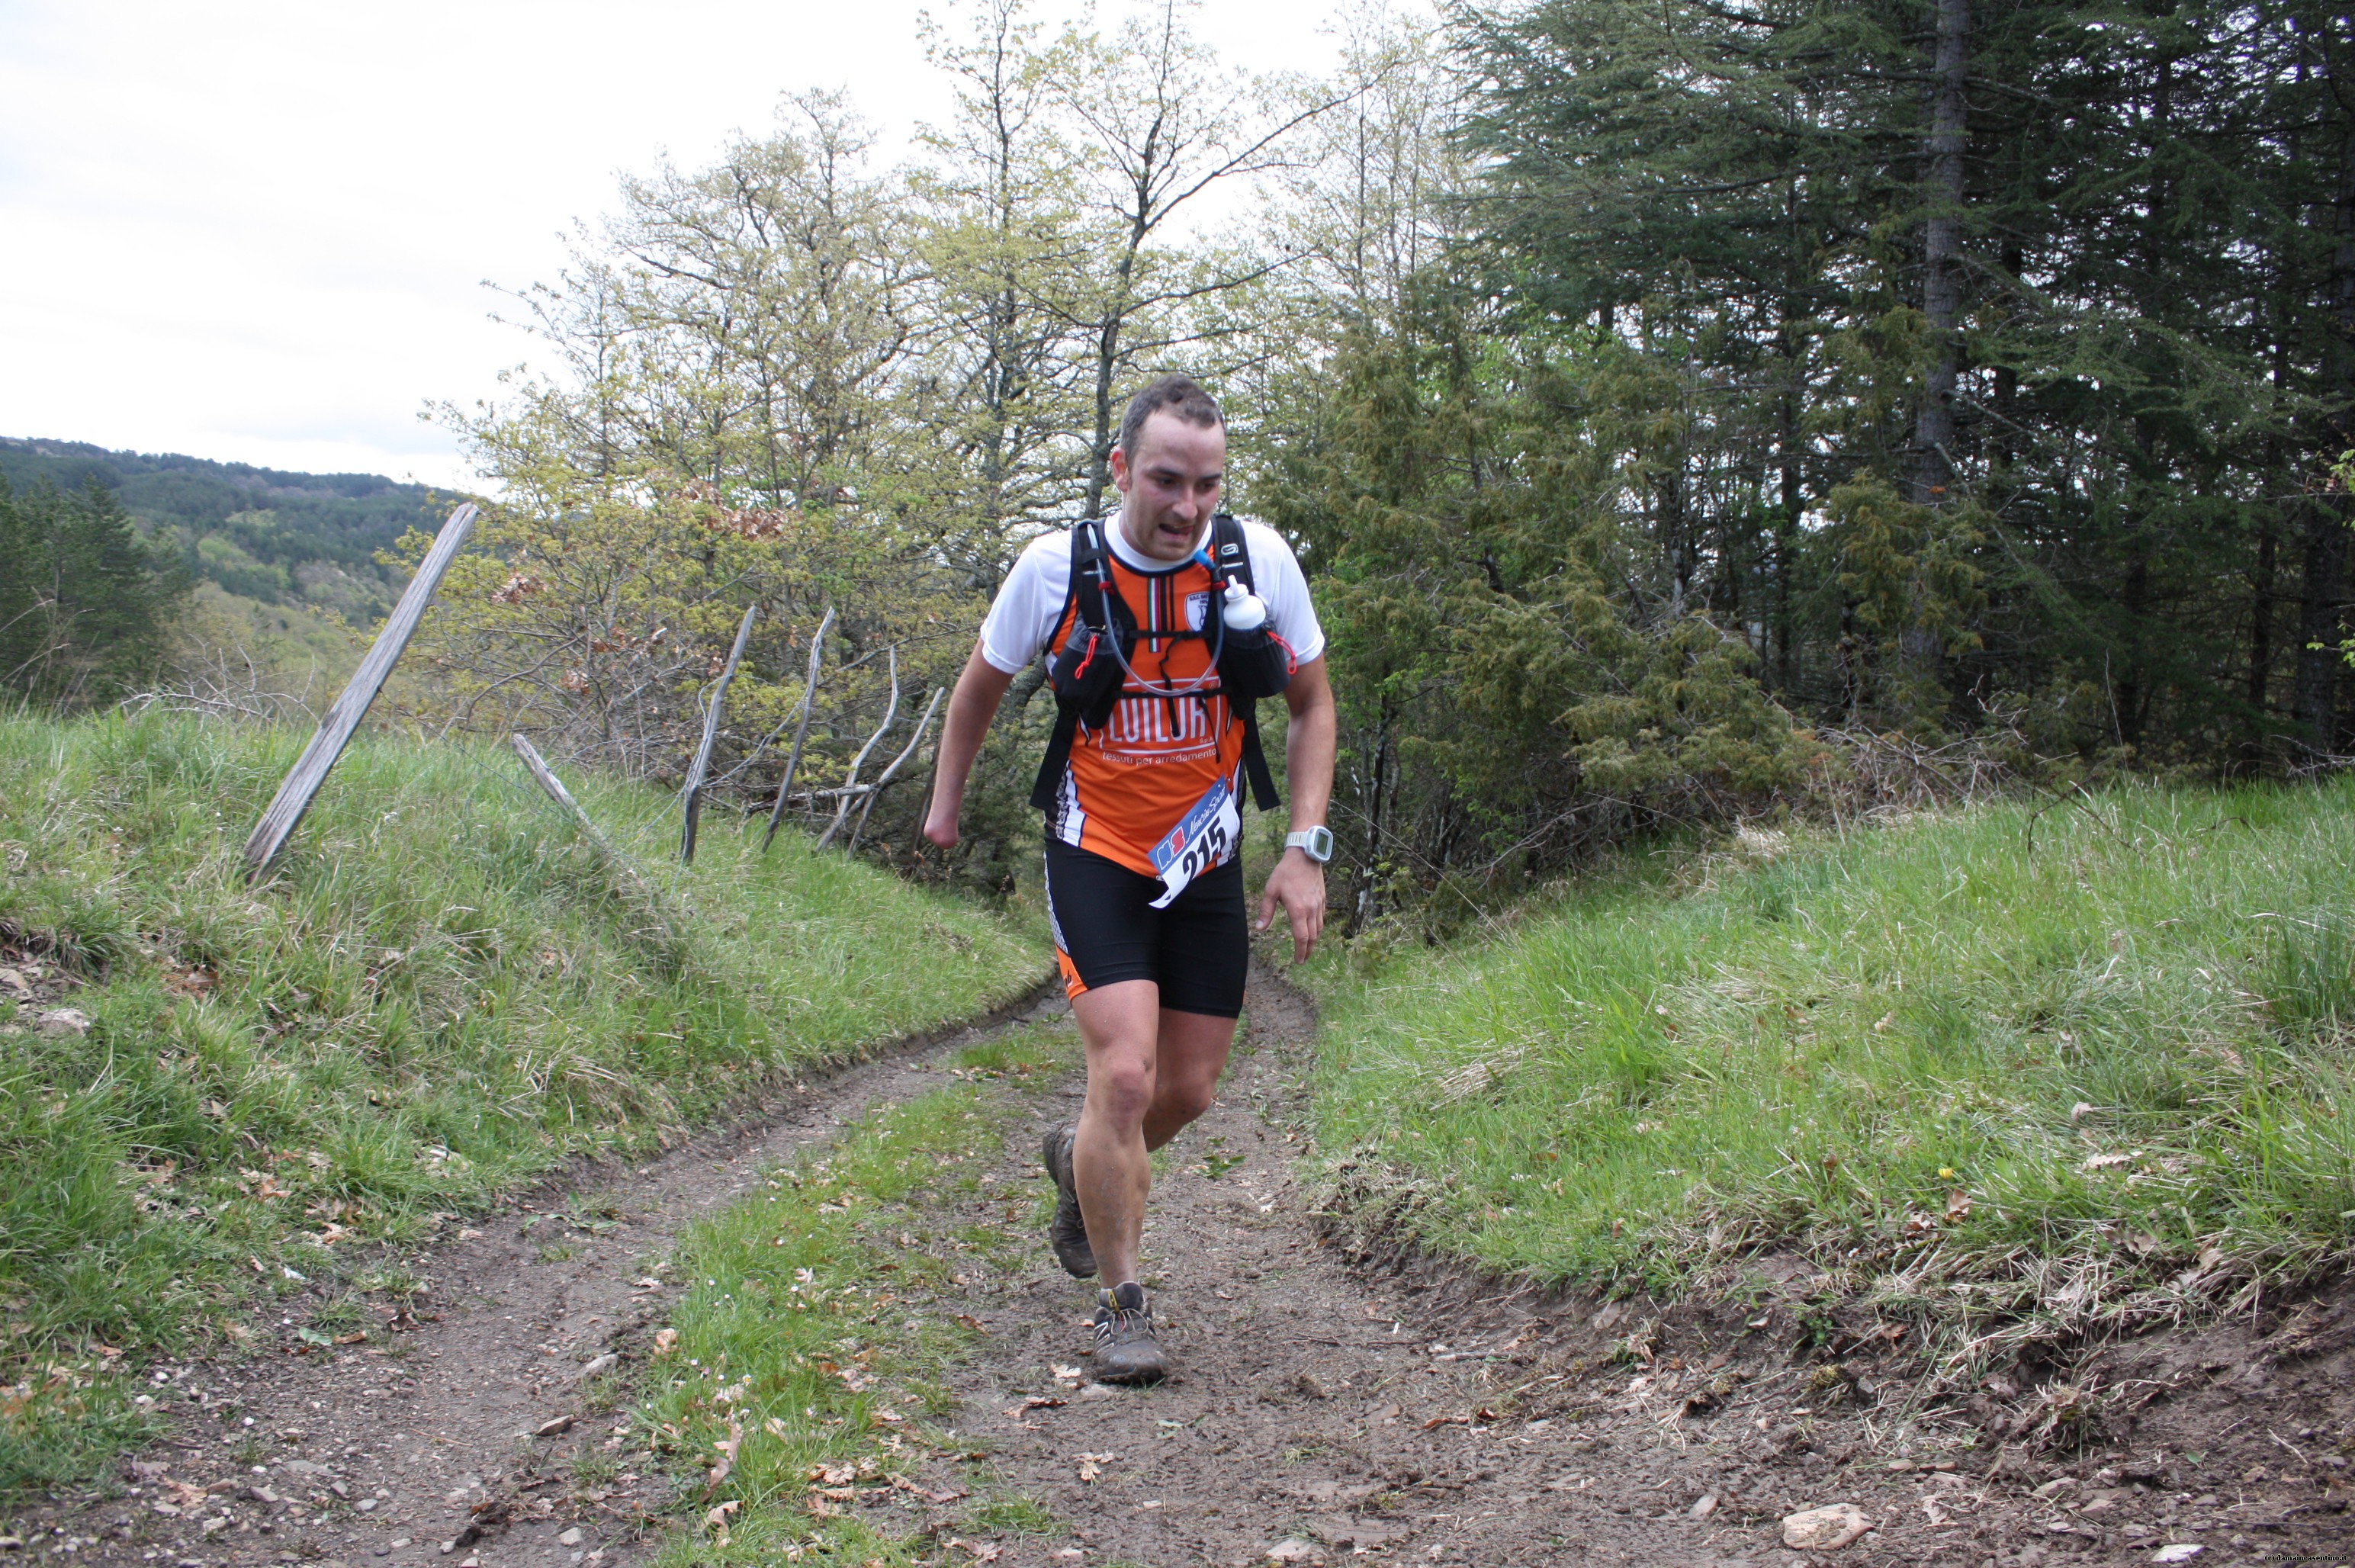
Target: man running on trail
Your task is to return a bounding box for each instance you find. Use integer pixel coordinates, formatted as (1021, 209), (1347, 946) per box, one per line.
(922, 374), (1336, 1384)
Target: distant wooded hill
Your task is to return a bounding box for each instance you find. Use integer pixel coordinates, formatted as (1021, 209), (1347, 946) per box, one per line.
(0, 437), (455, 625)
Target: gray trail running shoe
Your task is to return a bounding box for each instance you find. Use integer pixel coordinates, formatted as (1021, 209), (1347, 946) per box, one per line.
(1041, 1123), (1096, 1278)
(1091, 1281), (1169, 1384)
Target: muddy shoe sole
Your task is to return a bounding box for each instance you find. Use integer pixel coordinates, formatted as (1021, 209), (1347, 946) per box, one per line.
(1094, 1332), (1171, 1384)
(1043, 1123), (1097, 1278)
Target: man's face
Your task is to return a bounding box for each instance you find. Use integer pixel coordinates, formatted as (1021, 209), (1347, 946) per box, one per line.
(1110, 411), (1225, 562)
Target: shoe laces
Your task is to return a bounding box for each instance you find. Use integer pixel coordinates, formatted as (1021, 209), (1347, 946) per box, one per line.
(1094, 1284), (1152, 1347)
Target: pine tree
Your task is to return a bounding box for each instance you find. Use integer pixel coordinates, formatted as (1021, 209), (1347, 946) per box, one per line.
(0, 476), (189, 708)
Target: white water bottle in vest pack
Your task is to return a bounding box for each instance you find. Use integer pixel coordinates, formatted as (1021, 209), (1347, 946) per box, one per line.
(1221, 578), (1267, 633)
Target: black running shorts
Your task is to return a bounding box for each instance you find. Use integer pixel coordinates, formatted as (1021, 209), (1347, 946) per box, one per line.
(1043, 837), (1248, 1017)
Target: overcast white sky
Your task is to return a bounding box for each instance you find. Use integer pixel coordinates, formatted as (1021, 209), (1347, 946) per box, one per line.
(0, 0), (1352, 490)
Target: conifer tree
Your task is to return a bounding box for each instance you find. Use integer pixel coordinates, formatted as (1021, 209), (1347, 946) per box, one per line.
(0, 476), (189, 708)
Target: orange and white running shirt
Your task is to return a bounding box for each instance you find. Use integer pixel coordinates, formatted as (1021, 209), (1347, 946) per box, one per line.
(978, 516), (1324, 883)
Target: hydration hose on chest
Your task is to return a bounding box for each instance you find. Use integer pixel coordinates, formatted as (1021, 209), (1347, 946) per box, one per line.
(1029, 518), (1287, 814)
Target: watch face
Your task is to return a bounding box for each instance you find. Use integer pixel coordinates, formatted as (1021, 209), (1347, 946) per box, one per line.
(1293, 826), (1334, 863)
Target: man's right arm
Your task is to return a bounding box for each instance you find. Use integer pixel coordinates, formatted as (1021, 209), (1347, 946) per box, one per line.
(921, 642), (1018, 849)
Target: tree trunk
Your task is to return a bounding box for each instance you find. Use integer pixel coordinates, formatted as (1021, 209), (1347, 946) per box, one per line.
(1775, 414), (1799, 692)
(1082, 145), (1157, 519)
(1083, 309), (1125, 519)
(2246, 323), (2294, 775)
(2116, 552), (2150, 749)
(1910, 0), (1970, 509)
(1900, 0), (1970, 706)
(2296, 30), (2355, 755)
(2295, 501), (2347, 756)
(2244, 506), (2279, 773)
(1776, 263), (1805, 695)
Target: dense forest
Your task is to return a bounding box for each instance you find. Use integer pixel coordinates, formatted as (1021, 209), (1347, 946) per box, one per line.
(1258, 0), (2355, 914)
(0, 439), (446, 710)
(0, 476), (189, 708)
(17, 0), (2354, 922)
(0, 439), (441, 624)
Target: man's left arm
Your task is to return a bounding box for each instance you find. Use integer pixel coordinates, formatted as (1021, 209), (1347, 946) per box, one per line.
(1255, 654), (1336, 962)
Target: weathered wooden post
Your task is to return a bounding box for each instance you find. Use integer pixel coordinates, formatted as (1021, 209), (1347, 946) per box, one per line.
(761, 606), (834, 853)
(815, 647), (900, 850)
(679, 604), (757, 866)
(510, 734), (680, 945)
(846, 686), (945, 853)
(241, 502), (480, 879)
(511, 734), (625, 861)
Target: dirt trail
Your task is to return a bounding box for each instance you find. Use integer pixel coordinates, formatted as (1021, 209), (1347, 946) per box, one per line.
(914, 975), (2355, 1568)
(34, 968), (2355, 1568)
(29, 987), (1062, 1568)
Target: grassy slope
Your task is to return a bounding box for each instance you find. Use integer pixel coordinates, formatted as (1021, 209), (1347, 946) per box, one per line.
(1305, 781), (2355, 1343)
(0, 712), (1043, 1487)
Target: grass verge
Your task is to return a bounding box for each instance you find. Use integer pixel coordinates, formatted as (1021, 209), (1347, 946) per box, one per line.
(0, 710), (1045, 1492)
(633, 1022), (1075, 1566)
(1303, 779), (2355, 1364)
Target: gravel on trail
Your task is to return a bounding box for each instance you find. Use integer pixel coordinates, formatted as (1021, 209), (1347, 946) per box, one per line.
(26, 969), (2355, 1568)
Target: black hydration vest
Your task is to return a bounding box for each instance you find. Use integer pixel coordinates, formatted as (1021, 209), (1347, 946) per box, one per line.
(1028, 512), (1294, 813)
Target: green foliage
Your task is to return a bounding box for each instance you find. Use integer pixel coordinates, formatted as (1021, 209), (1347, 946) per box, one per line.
(1442, 0), (2353, 764)
(410, 69), (1126, 883)
(0, 709), (1043, 1492)
(1220, 0), (2355, 914)
(2266, 915), (2355, 1042)
(393, 420), (1041, 892)
(0, 1375), (156, 1501)
(404, 3), (1370, 884)
(0, 474), (190, 708)
(1258, 283), (1812, 919)
(1305, 780), (2355, 1330)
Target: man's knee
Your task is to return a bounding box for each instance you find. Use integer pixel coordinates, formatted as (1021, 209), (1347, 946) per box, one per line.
(1084, 1055), (1157, 1128)
(1152, 1072), (1217, 1128)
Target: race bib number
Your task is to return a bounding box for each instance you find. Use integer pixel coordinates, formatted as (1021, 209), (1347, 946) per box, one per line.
(1147, 777), (1239, 909)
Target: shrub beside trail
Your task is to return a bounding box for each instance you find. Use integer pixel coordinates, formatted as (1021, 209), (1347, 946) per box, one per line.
(1305, 781), (2355, 1364)
(0, 712), (1043, 1491)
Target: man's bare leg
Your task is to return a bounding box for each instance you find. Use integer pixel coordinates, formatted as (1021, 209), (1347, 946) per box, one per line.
(1143, 1008), (1239, 1150)
(1068, 981), (1241, 1287)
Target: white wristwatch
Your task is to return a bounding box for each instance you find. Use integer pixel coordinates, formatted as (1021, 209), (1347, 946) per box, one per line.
(1284, 826), (1335, 863)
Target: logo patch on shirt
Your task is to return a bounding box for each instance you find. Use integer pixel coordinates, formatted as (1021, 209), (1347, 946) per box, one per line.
(1185, 590), (1211, 631)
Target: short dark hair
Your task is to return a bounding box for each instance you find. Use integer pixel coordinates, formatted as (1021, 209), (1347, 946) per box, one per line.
(1116, 374), (1223, 458)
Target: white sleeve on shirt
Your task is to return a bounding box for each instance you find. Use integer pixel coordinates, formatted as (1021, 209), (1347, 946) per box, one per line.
(1240, 518), (1326, 666)
(974, 517), (1325, 676)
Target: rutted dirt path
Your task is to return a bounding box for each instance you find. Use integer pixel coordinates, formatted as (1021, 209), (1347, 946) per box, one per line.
(30, 986), (1065, 1568)
(914, 976), (2355, 1568)
(34, 967), (2355, 1568)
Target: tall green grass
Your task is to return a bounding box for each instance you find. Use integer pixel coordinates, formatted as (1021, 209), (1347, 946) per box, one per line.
(1306, 781), (2355, 1338)
(0, 712), (1043, 1410)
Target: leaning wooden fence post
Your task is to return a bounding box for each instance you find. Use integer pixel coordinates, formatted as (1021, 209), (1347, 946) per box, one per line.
(240, 502), (480, 879)
(761, 605), (834, 853)
(815, 647), (900, 851)
(509, 734), (625, 863)
(509, 734), (679, 944)
(679, 603), (758, 866)
(846, 686), (945, 854)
